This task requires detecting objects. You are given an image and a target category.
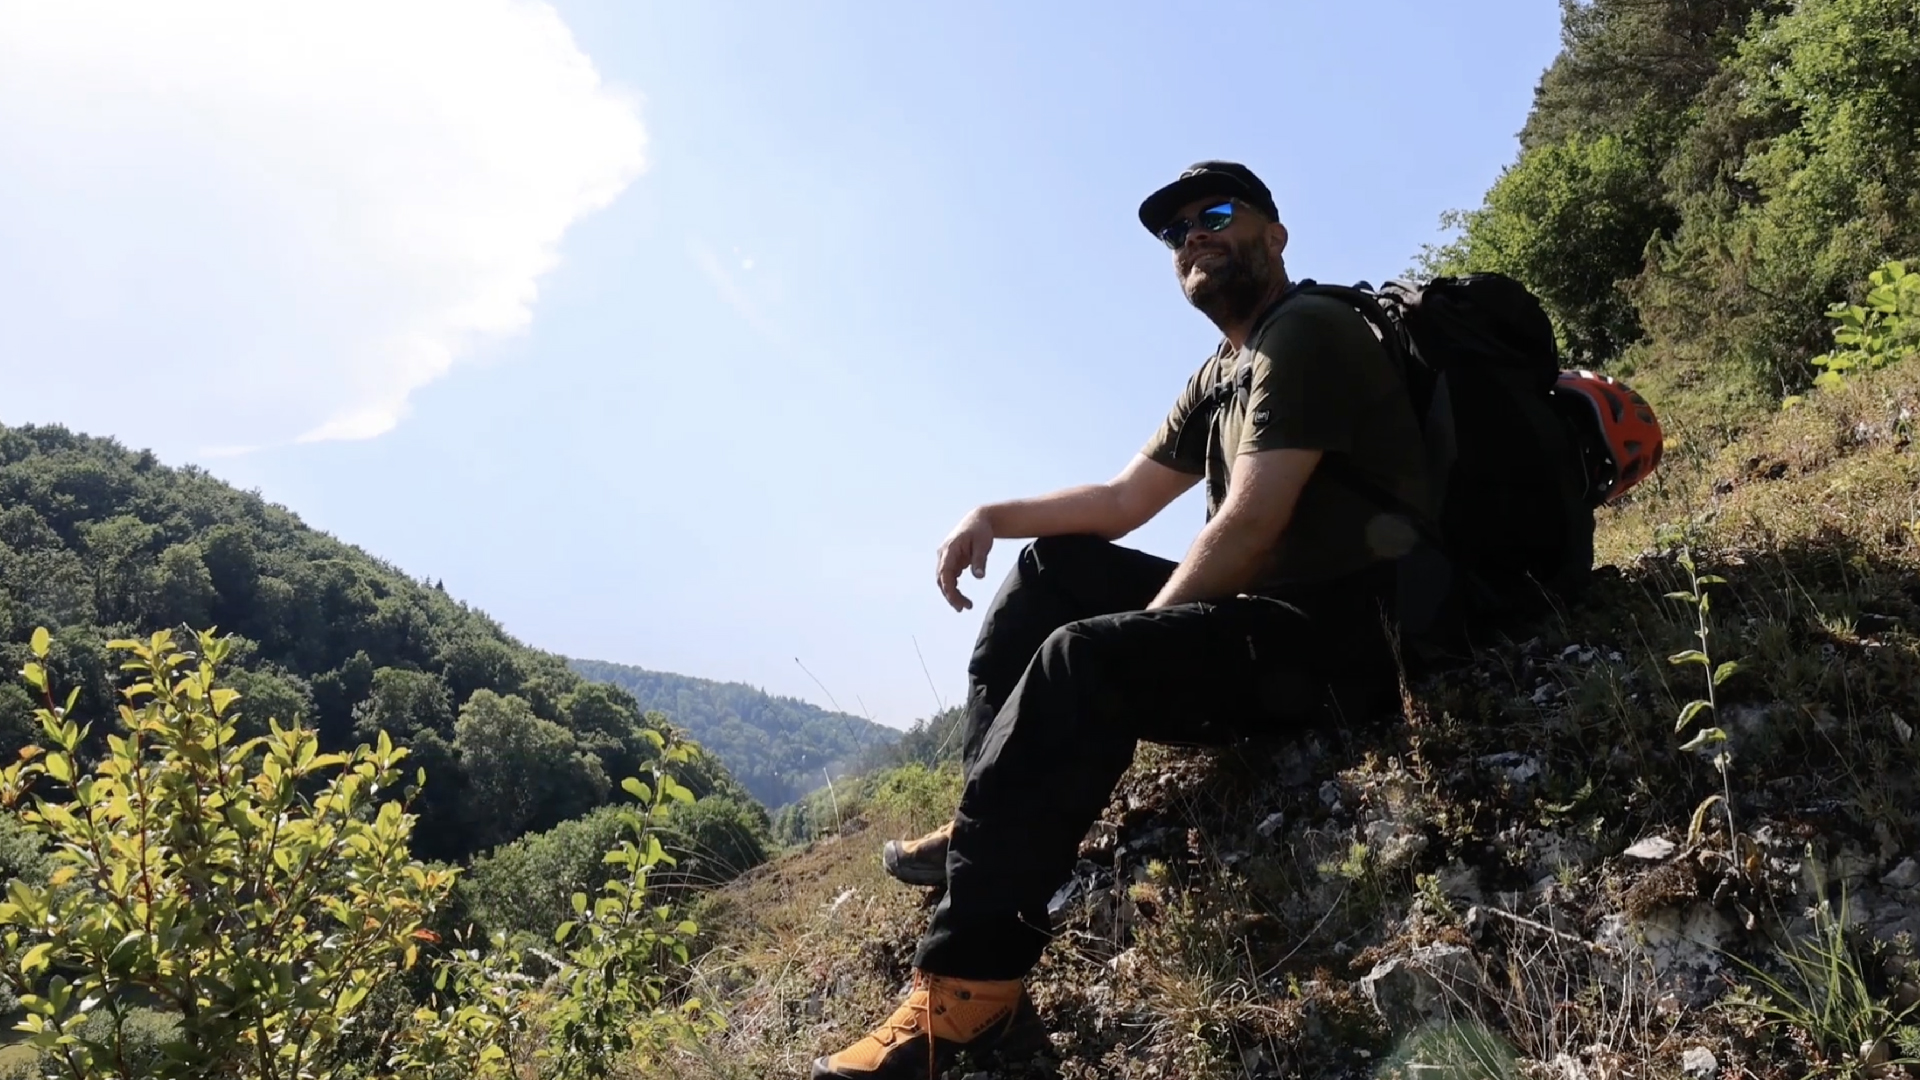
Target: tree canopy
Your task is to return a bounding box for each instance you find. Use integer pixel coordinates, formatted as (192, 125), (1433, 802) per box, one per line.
(1427, 0), (1920, 409)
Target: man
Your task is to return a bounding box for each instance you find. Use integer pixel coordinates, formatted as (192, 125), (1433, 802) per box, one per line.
(813, 161), (1433, 1079)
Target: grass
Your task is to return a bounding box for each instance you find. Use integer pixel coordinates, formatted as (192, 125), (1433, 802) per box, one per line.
(646, 358), (1920, 1079)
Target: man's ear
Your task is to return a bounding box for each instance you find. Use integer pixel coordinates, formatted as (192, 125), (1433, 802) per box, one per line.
(1266, 220), (1290, 261)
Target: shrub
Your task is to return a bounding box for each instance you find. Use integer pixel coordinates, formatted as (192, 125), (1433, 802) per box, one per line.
(0, 627), (455, 1080)
(662, 794), (770, 887)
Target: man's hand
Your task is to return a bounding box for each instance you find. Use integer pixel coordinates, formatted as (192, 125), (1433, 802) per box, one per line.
(936, 508), (996, 612)
(932, 457), (1197, 613)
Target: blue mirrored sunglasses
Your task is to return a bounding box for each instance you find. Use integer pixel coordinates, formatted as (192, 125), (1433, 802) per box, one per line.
(1156, 201), (1235, 249)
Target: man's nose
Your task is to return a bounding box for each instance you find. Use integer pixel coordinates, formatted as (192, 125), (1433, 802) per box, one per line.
(1182, 227), (1218, 254)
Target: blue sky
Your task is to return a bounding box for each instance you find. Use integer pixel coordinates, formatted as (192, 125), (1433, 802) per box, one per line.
(0, 0), (1563, 730)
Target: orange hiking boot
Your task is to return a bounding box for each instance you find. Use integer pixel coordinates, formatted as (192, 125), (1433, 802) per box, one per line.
(881, 820), (953, 887)
(811, 971), (1046, 1079)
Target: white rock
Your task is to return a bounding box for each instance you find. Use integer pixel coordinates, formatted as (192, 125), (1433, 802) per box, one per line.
(1257, 811), (1287, 839)
(1883, 858), (1920, 890)
(1681, 1046), (1718, 1078)
(1360, 944), (1482, 1029)
(1624, 836), (1677, 860)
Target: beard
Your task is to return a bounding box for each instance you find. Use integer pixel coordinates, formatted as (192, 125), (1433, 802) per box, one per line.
(1181, 233), (1277, 326)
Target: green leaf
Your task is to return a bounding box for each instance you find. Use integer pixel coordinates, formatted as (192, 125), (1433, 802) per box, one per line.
(29, 628), (49, 660)
(1696, 574), (1727, 586)
(1675, 699), (1712, 733)
(1712, 660), (1743, 687)
(621, 777), (652, 804)
(20, 943), (52, 977)
(1688, 794), (1725, 845)
(21, 663), (45, 694)
(571, 891), (588, 915)
(1678, 727), (1728, 752)
(1668, 650), (1710, 667)
(554, 920), (576, 944)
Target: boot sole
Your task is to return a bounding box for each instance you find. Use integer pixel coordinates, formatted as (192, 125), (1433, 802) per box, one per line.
(881, 843), (948, 887)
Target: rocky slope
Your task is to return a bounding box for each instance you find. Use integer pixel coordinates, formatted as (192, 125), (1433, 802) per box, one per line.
(652, 359), (1920, 1080)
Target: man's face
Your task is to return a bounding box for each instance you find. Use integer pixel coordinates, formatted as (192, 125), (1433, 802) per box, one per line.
(1163, 195), (1280, 323)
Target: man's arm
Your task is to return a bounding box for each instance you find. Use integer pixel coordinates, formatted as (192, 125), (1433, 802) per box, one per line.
(1146, 447), (1321, 609)
(981, 453), (1198, 541)
(935, 455), (1198, 611)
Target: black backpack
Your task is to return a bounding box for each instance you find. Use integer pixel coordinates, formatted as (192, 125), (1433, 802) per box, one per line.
(1270, 273), (1598, 652)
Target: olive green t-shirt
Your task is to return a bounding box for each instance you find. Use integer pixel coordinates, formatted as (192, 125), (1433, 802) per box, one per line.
(1142, 292), (1433, 591)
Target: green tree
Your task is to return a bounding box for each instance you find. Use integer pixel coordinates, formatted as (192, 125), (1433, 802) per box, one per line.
(353, 666), (454, 742)
(153, 542), (215, 628)
(1631, 0), (1920, 392)
(661, 794), (770, 887)
(455, 690), (608, 851)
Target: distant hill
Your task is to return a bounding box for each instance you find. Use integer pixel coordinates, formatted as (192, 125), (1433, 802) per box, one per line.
(0, 423), (755, 864)
(568, 658), (898, 809)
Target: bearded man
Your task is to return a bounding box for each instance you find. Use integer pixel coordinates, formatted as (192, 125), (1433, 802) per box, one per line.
(813, 161), (1434, 1079)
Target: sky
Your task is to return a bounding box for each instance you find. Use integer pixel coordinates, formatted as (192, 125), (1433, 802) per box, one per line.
(0, 0), (1565, 731)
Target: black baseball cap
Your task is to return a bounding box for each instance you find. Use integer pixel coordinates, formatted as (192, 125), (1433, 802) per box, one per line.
(1137, 160), (1279, 235)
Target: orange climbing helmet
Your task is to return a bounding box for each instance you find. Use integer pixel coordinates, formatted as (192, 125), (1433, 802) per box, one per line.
(1554, 370), (1664, 505)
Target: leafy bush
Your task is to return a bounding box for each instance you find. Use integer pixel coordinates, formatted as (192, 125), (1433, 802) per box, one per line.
(662, 795), (770, 887)
(394, 737), (721, 1080)
(864, 762), (962, 838)
(460, 806), (633, 948)
(0, 628), (454, 1080)
(1806, 260), (1920, 391)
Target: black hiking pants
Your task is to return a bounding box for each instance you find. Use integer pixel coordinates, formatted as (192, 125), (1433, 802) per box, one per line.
(912, 534), (1399, 980)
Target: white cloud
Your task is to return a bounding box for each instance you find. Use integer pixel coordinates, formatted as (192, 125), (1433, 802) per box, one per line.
(0, 0), (646, 452)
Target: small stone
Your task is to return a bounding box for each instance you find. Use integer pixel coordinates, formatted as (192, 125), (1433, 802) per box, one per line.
(1319, 780), (1343, 811)
(1624, 836), (1677, 860)
(1882, 858), (1920, 890)
(1682, 1046), (1718, 1078)
(1360, 944), (1482, 1029)
(1257, 811), (1287, 839)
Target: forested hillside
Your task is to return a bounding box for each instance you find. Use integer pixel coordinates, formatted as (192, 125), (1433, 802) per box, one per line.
(569, 658), (898, 809)
(1421, 0), (1919, 436)
(0, 423), (755, 864)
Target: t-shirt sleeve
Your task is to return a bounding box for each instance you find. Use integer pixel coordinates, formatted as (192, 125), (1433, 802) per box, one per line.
(1237, 301), (1380, 457)
(1141, 361), (1213, 475)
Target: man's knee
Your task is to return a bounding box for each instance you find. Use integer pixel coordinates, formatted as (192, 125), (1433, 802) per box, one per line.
(1020, 533), (1114, 582)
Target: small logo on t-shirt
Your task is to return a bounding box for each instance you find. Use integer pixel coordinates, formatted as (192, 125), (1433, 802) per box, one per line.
(1252, 409), (1271, 425)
